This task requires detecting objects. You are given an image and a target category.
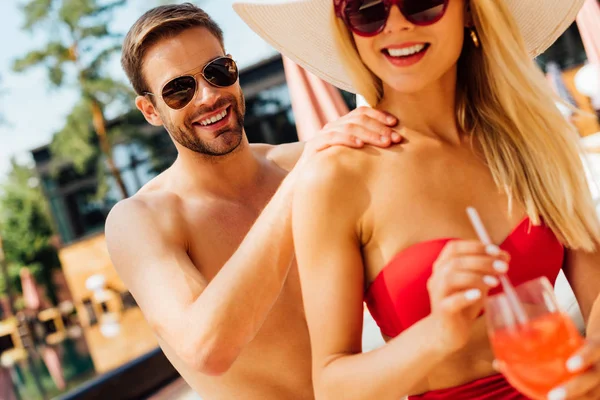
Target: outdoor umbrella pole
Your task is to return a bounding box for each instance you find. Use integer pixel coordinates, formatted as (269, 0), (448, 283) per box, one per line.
(8, 367), (23, 400)
(18, 313), (48, 400)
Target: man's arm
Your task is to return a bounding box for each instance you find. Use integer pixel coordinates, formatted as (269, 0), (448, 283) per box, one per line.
(106, 107), (400, 376)
(105, 178), (296, 376)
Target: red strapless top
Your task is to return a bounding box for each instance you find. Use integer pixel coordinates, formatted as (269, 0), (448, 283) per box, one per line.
(365, 218), (565, 337)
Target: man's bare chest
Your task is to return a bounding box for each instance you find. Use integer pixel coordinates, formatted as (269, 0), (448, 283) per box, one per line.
(182, 192), (277, 281)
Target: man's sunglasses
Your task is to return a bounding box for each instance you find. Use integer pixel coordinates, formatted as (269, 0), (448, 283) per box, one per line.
(145, 56), (239, 110)
(334, 0), (449, 37)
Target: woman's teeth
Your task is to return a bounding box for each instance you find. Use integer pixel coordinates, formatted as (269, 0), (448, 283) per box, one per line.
(387, 44), (427, 57)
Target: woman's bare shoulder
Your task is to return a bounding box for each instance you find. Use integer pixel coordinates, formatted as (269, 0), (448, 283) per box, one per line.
(294, 146), (390, 209)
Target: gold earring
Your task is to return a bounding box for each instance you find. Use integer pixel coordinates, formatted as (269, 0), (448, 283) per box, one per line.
(470, 28), (480, 48)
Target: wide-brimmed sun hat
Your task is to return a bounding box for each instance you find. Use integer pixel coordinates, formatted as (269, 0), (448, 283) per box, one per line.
(233, 0), (585, 94)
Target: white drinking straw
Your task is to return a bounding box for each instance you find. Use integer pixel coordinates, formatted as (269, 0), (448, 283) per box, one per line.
(466, 207), (528, 325)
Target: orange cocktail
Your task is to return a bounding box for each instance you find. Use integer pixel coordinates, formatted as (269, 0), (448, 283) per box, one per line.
(485, 277), (584, 400)
(490, 311), (583, 399)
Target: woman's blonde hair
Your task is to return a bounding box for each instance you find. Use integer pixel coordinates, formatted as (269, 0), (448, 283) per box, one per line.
(332, 0), (600, 251)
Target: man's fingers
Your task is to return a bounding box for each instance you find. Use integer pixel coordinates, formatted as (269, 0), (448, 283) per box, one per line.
(320, 127), (390, 149)
(344, 114), (403, 144)
(313, 137), (363, 152)
(347, 115), (396, 142)
(307, 108), (404, 155)
(320, 107), (403, 146)
(352, 106), (398, 126)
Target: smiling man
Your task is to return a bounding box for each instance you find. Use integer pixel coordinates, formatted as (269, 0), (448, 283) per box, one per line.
(104, 3), (401, 399)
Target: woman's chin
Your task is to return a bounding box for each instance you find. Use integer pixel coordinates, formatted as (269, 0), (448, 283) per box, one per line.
(383, 79), (431, 96)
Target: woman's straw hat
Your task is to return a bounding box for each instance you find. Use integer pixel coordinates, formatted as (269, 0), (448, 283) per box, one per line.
(233, 0), (585, 93)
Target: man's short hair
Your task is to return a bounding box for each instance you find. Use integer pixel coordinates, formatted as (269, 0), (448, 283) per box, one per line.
(121, 3), (225, 95)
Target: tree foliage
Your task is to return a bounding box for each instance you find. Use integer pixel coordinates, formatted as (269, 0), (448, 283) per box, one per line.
(0, 159), (60, 305)
(13, 0), (133, 198)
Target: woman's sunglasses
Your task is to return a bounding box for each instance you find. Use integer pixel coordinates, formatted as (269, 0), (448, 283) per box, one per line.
(334, 0), (449, 37)
(145, 56), (239, 110)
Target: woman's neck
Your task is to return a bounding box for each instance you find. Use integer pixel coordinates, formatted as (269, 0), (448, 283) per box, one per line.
(377, 68), (462, 145)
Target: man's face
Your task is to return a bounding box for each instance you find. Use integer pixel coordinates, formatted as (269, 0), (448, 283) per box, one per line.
(137, 27), (245, 157)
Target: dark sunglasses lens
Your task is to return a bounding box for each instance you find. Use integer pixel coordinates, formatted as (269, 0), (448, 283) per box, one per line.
(344, 0), (387, 35)
(162, 76), (196, 109)
(203, 58), (238, 87)
(402, 0), (446, 24)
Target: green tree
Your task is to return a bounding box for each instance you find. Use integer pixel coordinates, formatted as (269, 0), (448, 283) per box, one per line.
(0, 159), (61, 306)
(13, 0), (133, 199)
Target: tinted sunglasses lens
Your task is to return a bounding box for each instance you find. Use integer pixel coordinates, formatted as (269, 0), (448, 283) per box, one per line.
(402, 0), (446, 24)
(203, 58), (238, 87)
(344, 0), (387, 35)
(162, 76), (196, 109)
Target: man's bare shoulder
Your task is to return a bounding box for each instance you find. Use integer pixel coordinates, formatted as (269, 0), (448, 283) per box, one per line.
(251, 142), (304, 172)
(249, 143), (274, 158)
(105, 167), (234, 253)
(105, 178), (186, 251)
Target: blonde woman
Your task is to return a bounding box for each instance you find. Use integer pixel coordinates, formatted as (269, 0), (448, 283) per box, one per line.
(235, 0), (600, 399)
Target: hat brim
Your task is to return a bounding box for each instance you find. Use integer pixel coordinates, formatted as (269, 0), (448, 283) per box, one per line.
(233, 0), (585, 95)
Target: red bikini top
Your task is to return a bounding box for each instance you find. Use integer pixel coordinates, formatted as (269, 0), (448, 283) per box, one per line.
(364, 218), (565, 338)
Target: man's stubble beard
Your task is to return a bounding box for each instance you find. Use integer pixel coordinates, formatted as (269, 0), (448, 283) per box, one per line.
(163, 91), (246, 157)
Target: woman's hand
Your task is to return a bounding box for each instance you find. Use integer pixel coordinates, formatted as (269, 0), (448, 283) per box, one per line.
(543, 337), (600, 400)
(427, 240), (510, 353)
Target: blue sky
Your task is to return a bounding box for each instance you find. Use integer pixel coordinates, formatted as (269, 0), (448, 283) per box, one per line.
(0, 0), (277, 180)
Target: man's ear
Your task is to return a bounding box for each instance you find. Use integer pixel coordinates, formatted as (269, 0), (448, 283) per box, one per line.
(135, 95), (163, 127)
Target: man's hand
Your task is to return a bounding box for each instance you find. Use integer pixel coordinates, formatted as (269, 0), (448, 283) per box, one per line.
(300, 107), (401, 163)
(263, 107), (401, 172)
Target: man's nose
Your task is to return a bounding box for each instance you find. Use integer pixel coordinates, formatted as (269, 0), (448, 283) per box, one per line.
(192, 78), (221, 109)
